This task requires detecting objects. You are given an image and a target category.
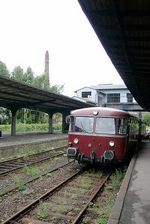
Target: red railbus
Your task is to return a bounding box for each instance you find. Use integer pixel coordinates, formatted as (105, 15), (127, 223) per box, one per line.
(67, 107), (141, 164)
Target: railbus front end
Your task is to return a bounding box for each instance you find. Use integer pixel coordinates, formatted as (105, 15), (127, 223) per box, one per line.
(67, 107), (139, 165)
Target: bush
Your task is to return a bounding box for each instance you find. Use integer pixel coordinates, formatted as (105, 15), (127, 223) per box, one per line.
(0, 124), (10, 132)
(0, 123), (62, 133)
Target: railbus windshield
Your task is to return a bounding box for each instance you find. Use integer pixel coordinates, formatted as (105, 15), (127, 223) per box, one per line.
(95, 117), (115, 134)
(69, 116), (94, 133)
(69, 116), (129, 135)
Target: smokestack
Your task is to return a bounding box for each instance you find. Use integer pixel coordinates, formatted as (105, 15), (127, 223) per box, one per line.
(44, 50), (50, 86)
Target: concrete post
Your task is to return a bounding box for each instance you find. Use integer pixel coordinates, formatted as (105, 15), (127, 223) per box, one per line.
(48, 112), (53, 134)
(11, 108), (17, 136)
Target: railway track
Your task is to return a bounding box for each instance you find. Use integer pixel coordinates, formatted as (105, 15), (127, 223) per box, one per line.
(2, 168), (110, 224)
(0, 145), (67, 175)
(0, 160), (74, 197)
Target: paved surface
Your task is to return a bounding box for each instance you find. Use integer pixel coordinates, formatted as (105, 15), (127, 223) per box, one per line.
(0, 133), (68, 149)
(109, 141), (150, 224)
(120, 141), (150, 224)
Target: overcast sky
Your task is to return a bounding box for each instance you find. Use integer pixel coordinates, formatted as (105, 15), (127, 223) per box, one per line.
(0, 0), (124, 96)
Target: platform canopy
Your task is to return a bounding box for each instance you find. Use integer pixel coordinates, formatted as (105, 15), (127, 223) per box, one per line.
(78, 0), (150, 110)
(0, 76), (93, 113)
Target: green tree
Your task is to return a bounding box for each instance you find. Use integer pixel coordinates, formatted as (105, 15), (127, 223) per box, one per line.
(0, 61), (10, 77)
(33, 73), (64, 94)
(143, 112), (150, 126)
(49, 84), (64, 94)
(23, 67), (34, 85)
(0, 62), (65, 126)
(33, 73), (49, 90)
(32, 74), (64, 124)
(11, 66), (24, 82)
(0, 107), (11, 124)
(11, 66), (25, 124)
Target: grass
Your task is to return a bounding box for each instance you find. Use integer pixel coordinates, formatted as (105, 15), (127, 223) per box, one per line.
(13, 175), (26, 191)
(80, 176), (92, 190)
(80, 170), (102, 190)
(90, 168), (125, 224)
(23, 163), (52, 178)
(64, 190), (79, 200)
(95, 216), (107, 224)
(110, 169), (125, 190)
(41, 164), (50, 173)
(57, 204), (72, 214)
(37, 201), (48, 220)
(88, 205), (99, 215)
(93, 192), (116, 224)
(23, 165), (39, 177)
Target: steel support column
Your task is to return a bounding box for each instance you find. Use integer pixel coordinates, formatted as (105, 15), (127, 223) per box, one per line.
(48, 112), (53, 134)
(11, 108), (17, 136)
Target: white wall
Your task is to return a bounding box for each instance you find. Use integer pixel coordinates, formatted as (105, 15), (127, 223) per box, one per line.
(76, 87), (97, 103)
(101, 89), (135, 103)
(104, 89), (127, 103)
(76, 87), (137, 105)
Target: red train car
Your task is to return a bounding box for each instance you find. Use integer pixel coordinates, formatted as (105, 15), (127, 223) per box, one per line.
(67, 107), (141, 164)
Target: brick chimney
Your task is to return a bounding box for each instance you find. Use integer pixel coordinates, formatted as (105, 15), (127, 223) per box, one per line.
(45, 50), (50, 86)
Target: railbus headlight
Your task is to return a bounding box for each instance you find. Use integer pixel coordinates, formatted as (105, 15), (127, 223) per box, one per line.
(93, 110), (98, 115)
(109, 141), (115, 147)
(74, 138), (79, 144)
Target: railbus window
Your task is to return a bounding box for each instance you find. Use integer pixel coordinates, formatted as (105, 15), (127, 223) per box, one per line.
(118, 118), (128, 135)
(74, 116), (94, 133)
(130, 118), (139, 135)
(69, 116), (75, 132)
(95, 117), (115, 134)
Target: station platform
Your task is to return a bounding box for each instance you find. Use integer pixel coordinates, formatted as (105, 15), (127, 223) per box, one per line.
(108, 141), (150, 224)
(0, 133), (68, 159)
(0, 133), (68, 149)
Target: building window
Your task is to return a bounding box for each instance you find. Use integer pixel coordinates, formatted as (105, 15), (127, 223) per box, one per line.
(82, 91), (91, 98)
(127, 93), (133, 103)
(107, 94), (120, 103)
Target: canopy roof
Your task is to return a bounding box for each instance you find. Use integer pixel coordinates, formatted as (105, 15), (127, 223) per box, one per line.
(0, 76), (93, 113)
(78, 0), (150, 110)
